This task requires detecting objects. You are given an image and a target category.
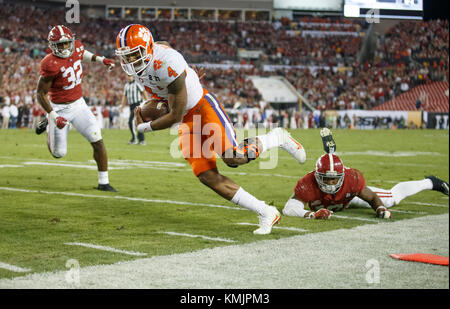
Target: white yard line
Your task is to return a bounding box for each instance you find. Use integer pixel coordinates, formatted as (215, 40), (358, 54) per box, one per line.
(236, 222), (308, 232)
(389, 209), (428, 215)
(408, 202), (449, 208)
(0, 262), (31, 273)
(22, 162), (129, 170)
(64, 242), (147, 256)
(0, 186), (244, 211)
(0, 165), (23, 168)
(160, 232), (236, 243)
(332, 215), (380, 222)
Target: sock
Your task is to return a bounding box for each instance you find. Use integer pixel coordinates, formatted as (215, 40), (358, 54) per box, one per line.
(256, 130), (280, 153)
(231, 187), (270, 215)
(391, 179), (433, 205)
(98, 171), (109, 185)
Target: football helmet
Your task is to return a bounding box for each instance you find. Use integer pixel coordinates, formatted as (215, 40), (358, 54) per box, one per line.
(315, 153), (345, 194)
(48, 25), (75, 58)
(115, 24), (154, 75)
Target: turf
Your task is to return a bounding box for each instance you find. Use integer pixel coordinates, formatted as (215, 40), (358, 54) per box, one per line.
(0, 128), (448, 280)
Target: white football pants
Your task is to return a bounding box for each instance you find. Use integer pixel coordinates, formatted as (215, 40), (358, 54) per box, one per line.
(349, 179), (434, 208)
(47, 97), (102, 158)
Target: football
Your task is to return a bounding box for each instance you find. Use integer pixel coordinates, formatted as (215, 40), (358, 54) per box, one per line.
(139, 99), (170, 122)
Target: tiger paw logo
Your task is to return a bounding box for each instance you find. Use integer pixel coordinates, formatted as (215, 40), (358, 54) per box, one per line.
(138, 27), (151, 42)
(153, 59), (162, 71)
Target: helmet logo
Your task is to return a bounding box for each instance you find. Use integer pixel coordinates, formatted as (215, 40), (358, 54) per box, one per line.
(138, 27), (150, 43)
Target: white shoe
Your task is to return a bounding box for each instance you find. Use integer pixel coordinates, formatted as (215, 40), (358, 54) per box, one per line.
(253, 206), (281, 235)
(272, 128), (306, 164)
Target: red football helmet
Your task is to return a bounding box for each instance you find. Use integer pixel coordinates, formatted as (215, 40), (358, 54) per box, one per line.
(48, 25), (75, 58)
(115, 24), (154, 75)
(315, 153), (345, 194)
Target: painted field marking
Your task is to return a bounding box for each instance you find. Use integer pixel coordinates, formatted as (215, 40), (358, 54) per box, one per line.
(0, 165), (23, 168)
(236, 222), (308, 232)
(408, 202), (449, 208)
(0, 262), (31, 273)
(22, 162), (129, 170)
(1, 156), (300, 179)
(0, 186), (245, 211)
(106, 159), (186, 167)
(160, 232), (237, 243)
(332, 215), (379, 222)
(389, 209), (428, 215)
(64, 242), (147, 256)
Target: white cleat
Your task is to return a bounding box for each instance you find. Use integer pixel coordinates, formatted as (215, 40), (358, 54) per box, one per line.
(253, 206), (281, 235)
(272, 128), (306, 164)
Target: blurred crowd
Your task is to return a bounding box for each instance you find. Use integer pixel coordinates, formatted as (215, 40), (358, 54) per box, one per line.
(0, 3), (448, 130)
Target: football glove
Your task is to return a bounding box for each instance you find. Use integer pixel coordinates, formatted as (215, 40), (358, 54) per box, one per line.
(49, 111), (67, 129)
(310, 208), (333, 220)
(103, 58), (115, 71)
(376, 206), (392, 219)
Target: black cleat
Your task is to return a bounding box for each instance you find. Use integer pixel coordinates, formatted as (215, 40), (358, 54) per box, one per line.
(35, 118), (48, 135)
(320, 128), (336, 154)
(97, 184), (118, 192)
(426, 176), (449, 196)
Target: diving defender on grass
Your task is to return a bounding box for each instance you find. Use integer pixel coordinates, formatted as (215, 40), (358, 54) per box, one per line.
(36, 25), (117, 192)
(283, 129), (449, 220)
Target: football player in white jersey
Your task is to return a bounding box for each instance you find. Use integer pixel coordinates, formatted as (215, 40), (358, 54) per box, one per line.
(115, 24), (308, 235)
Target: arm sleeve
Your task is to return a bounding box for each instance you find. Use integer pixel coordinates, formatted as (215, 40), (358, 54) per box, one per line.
(83, 49), (94, 62)
(282, 198), (309, 217)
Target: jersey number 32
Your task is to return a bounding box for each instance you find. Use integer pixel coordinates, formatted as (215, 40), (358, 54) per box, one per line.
(62, 60), (82, 90)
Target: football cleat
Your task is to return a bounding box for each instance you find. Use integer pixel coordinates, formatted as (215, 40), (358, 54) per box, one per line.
(35, 118), (48, 135)
(426, 176), (449, 196)
(138, 140), (146, 146)
(272, 128), (306, 164)
(253, 206), (281, 235)
(97, 184), (118, 192)
(128, 139), (138, 145)
(320, 127), (336, 154)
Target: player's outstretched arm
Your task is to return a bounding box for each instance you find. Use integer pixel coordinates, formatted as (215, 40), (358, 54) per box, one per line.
(83, 50), (115, 70)
(358, 187), (392, 219)
(282, 195), (332, 220)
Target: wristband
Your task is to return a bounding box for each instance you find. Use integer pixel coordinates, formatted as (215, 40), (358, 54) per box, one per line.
(137, 121), (153, 133)
(96, 55), (105, 63)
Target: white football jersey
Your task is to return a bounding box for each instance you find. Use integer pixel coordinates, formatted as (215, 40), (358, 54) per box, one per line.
(134, 43), (204, 114)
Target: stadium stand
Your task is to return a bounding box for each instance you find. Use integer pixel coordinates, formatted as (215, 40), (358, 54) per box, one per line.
(0, 2), (448, 130)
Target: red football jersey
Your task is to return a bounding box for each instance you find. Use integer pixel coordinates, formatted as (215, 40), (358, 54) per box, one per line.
(294, 167), (366, 212)
(40, 40), (85, 103)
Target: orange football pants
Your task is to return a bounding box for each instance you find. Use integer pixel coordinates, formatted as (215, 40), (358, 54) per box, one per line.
(179, 89), (238, 176)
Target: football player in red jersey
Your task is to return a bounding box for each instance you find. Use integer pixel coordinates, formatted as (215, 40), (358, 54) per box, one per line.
(282, 129), (449, 220)
(36, 25), (117, 192)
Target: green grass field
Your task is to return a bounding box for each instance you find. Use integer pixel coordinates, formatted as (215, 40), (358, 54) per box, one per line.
(0, 128), (448, 285)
